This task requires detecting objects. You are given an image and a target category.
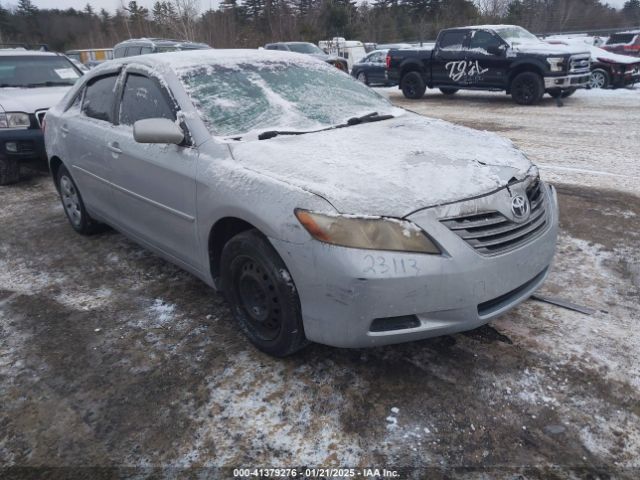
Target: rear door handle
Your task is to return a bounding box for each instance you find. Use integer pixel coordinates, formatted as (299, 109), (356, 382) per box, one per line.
(107, 142), (122, 155)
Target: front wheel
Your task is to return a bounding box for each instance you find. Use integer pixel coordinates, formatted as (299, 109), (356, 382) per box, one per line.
(357, 71), (368, 85)
(589, 69), (609, 89)
(221, 229), (308, 357)
(0, 156), (20, 185)
(56, 164), (104, 235)
(439, 87), (459, 95)
(510, 72), (544, 105)
(400, 71), (427, 99)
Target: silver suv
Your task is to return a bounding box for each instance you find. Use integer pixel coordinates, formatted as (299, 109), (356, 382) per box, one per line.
(113, 38), (210, 58)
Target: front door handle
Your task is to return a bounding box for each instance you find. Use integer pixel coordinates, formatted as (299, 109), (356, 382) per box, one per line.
(107, 142), (122, 155)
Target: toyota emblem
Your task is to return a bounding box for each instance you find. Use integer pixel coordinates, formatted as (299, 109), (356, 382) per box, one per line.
(511, 195), (530, 219)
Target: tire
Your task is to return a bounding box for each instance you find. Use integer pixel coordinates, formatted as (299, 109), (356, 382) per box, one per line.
(221, 229), (308, 357)
(400, 71), (427, 99)
(589, 69), (609, 89)
(439, 87), (459, 95)
(357, 71), (368, 85)
(510, 71), (544, 105)
(0, 156), (20, 185)
(56, 164), (104, 235)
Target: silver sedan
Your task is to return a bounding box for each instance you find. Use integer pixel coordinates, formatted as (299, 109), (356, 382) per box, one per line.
(44, 49), (558, 356)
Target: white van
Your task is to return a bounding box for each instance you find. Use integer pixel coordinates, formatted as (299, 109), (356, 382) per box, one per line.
(319, 38), (367, 70)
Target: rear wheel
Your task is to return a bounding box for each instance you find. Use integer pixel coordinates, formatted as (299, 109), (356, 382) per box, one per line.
(589, 69), (609, 89)
(56, 164), (104, 235)
(221, 229), (308, 357)
(400, 71), (426, 99)
(0, 156), (20, 185)
(510, 71), (544, 105)
(439, 87), (459, 95)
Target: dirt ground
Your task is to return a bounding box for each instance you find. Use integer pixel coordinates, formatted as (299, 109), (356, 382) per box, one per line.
(1, 88), (639, 479)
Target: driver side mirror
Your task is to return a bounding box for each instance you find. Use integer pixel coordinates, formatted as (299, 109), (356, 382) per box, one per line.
(487, 45), (506, 56)
(133, 118), (184, 145)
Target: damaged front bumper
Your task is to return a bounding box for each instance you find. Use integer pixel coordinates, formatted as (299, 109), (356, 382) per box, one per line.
(271, 182), (559, 348)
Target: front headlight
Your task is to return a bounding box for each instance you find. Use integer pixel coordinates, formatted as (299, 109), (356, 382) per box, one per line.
(295, 209), (441, 254)
(546, 57), (565, 72)
(0, 112), (30, 129)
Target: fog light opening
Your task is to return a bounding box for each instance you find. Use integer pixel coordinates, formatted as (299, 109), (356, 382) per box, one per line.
(370, 315), (420, 332)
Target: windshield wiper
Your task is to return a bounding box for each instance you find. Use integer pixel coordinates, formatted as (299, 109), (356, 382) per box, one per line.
(345, 111), (395, 125)
(258, 112), (395, 141)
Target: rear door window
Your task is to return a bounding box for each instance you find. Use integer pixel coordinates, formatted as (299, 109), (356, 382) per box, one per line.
(119, 73), (176, 126)
(438, 31), (467, 51)
(82, 74), (118, 122)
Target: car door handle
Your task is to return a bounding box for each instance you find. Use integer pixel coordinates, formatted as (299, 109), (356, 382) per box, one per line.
(107, 142), (122, 155)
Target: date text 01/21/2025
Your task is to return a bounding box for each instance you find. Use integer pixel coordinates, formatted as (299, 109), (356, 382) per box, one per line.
(233, 467), (400, 477)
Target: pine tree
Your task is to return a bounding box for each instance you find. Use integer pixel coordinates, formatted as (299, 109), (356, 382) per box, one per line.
(16, 0), (38, 16)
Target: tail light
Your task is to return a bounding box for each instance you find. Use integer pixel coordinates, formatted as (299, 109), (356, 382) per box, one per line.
(623, 45), (640, 52)
(386, 54), (391, 69)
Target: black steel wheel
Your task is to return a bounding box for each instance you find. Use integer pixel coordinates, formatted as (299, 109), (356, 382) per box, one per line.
(221, 229), (307, 357)
(400, 71), (427, 99)
(511, 71), (544, 105)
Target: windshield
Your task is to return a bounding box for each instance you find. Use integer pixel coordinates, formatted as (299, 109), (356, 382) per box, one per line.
(286, 43), (324, 55)
(494, 26), (540, 45)
(0, 55), (81, 87)
(606, 33), (637, 45)
(179, 60), (393, 138)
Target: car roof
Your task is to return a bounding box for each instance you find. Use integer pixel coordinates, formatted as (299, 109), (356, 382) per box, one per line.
(0, 49), (60, 57)
(115, 38), (209, 48)
(90, 48), (322, 74)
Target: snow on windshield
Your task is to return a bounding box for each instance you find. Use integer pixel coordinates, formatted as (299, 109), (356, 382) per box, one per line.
(178, 60), (393, 138)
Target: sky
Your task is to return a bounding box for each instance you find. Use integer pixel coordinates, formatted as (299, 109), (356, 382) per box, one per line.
(21, 0), (627, 14)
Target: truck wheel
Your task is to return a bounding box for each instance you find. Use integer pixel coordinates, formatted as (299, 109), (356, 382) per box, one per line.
(511, 72), (544, 105)
(221, 229), (308, 357)
(401, 71), (427, 99)
(589, 69), (609, 89)
(56, 164), (104, 235)
(439, 88), (459, 95)
(0, 156), (20, 185)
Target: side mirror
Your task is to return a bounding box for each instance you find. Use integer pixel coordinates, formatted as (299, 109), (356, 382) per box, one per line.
(487, 45), (506, 56)
(133, 118), (184, 145)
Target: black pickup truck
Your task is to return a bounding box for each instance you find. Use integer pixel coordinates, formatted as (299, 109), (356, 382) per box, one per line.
(386, 25), (591, 105)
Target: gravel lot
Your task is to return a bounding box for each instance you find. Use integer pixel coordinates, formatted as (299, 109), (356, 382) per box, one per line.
(1, 88), (639, 478)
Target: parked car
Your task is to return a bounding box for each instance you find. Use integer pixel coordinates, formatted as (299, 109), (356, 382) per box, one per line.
(0, 49), (82, 184)
(547, 38), (640, 89)
(387, 25), (591, 104)
(264, 42), (348, 71)
(45, 49), (558, 356)
(113, 38), (210, 59)
(602, 31), (640, 57)
(351, 49), (394, 86)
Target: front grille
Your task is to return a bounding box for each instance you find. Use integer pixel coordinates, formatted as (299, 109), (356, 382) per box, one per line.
(569, 55), (590, 74)
(35, 110), (47, 128)
(441, 181), (549, 256)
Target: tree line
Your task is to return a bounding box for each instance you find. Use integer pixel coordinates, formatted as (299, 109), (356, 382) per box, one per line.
(0, 0), (639, 52)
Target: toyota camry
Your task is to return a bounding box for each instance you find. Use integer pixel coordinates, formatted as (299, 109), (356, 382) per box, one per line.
(44, 49), (558, 356)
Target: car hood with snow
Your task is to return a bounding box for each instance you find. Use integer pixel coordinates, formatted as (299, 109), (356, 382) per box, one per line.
(0, 86), (71, 113)
(229, 113), (534, 217)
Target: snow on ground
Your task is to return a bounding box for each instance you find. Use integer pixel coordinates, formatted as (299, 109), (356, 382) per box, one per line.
(0, 87), (639, 476)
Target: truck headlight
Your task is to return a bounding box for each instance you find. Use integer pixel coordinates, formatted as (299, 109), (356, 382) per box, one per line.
(0, 112), (30, 129)
(295, 209), (441, 254)
(546, 57), (565, 72)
